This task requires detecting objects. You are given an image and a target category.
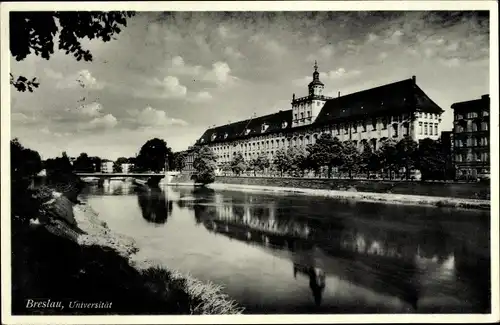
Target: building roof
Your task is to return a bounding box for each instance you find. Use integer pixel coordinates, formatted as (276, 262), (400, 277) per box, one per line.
(196, 76), (444, 145)
(196, 110), (293, 145)
(315, 77), (443, 125)
(451, 94), (490, 110)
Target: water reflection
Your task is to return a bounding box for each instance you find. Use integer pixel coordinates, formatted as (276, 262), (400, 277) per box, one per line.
(136, 187), (172, 224)
(184, 188), (489, 310)
(82, 184), (490, 313)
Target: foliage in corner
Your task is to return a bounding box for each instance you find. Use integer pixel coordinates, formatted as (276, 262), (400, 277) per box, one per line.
(9, 11), (135, 92)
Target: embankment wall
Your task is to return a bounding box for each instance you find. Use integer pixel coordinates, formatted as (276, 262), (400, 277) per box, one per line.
(208, 176), (490, 200)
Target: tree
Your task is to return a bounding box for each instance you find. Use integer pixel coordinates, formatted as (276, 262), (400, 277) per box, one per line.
(378, 138), (398, 180)
(287, 146), (308, 177)
(341, 140), (360, 179)
(113, 162), (122, 173)
(89, 156), (102, 172)
(135, 138), (170, 173)
(359, 141), (380, 179)
(273, 148), (290, 177)
(306, 133), (343, 178)
(73, 152), (94, 172)
(10, 11), (135, 92)
(416, 138), (447, 181)
(193, 146), (217, 185)
(396, 136), (419, 180)
(11, 138), (42, 180)
(249, 152), (270, 176)
(230, 152), (246, 176)
(172, 152), (186, 172)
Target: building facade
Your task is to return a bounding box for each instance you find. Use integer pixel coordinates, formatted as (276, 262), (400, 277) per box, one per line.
(101, 160), (114, 173)
(121, 163), (133, 173)
(196, 64), (444, 166)
(451, 94), (490, 179)
(176, 147), (196, 173)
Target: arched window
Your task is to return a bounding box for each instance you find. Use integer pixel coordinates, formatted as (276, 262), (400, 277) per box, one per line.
(481, 122), (488, 131)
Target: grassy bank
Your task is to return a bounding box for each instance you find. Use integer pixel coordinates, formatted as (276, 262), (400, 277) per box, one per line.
(11, 184), (243, 315)
(203, 183), (490, 211)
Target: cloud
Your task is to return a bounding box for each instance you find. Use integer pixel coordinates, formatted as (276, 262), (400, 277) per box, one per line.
(44, 68), (63, 80)
(188, 91), (213, 103)
(441, 57), (462, 67)
(204, 62), (236, 85)
(306, 44), (335, 62)
(366, 33), (379, 43)
(224, 46), (244, 60)
(77, 102), (103, 117)
(293, 68), (361, 87)
(130, 106), (189, 128)
(384, 30), (405, 45)
(166, 56), (237, 86)
(11, 112), (36, 124)
(79, 114), (118, 130)
(217, 25), (237, 39)
(424, 48), (434, 59)
(52, 69), (105, 90)
(135, 76), (187, 99)
(250, 34), (287, 56)
(321, 68), (361, 80)
(378, 52), (388, 61)
(170, 56), (203, 76)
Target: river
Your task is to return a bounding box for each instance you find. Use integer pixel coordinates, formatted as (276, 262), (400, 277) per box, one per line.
(80, 180), (491, 314)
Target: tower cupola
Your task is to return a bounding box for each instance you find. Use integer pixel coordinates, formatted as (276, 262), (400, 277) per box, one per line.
(308, 60), (325, 96)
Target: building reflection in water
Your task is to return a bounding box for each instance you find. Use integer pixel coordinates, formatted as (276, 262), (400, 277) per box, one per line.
(136, 186), (172, 224)
(182, 189), (488, 309)
(101, 179), (135, 195)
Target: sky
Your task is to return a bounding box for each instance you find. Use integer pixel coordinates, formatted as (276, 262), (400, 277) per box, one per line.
(10, 10), (490, 160)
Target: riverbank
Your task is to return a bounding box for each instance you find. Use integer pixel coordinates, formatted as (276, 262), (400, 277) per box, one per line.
(11, 184), (243, 315)
(168, 181), (489, 210)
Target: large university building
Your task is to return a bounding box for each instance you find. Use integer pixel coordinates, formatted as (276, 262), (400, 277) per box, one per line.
(196, 63), (444, 165)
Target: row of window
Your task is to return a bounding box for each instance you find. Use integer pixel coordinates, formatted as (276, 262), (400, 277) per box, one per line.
(455, 122), (489, 133)
(217, 139), (383, 161)
(213, 136), (385, 158)
(455, 152), (489, 163)
(417, 112), (440, 120)
(294, 111), (312, 120)
(212, 124), (415, 155)
(454, 137), (489, 148)
(418, 122), (439, 136)
(455, 110), (489, 120)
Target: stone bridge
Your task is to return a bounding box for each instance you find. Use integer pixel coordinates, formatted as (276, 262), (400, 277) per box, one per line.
(76, 172), (179, 187)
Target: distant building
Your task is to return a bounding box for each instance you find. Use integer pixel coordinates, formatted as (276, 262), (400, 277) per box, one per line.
(195, 63), (444, 166)
(101, 160), (114, 173)
(451, 94), (490, 179)
(178, 146), (196, 173)
(121, 163), (133, 173)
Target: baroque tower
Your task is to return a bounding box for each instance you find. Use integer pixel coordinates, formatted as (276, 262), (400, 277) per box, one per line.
(292, 61), (332, 127)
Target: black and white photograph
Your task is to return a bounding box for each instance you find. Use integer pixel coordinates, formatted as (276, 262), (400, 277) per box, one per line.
(1, 1), (498, 323)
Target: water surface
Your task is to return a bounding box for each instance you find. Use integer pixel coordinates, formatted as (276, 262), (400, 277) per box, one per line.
(80, 180), (490, 314)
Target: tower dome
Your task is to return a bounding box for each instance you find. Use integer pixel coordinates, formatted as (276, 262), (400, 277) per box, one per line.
(308, 60), (324, 88)
(308, 61), (325, 96)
